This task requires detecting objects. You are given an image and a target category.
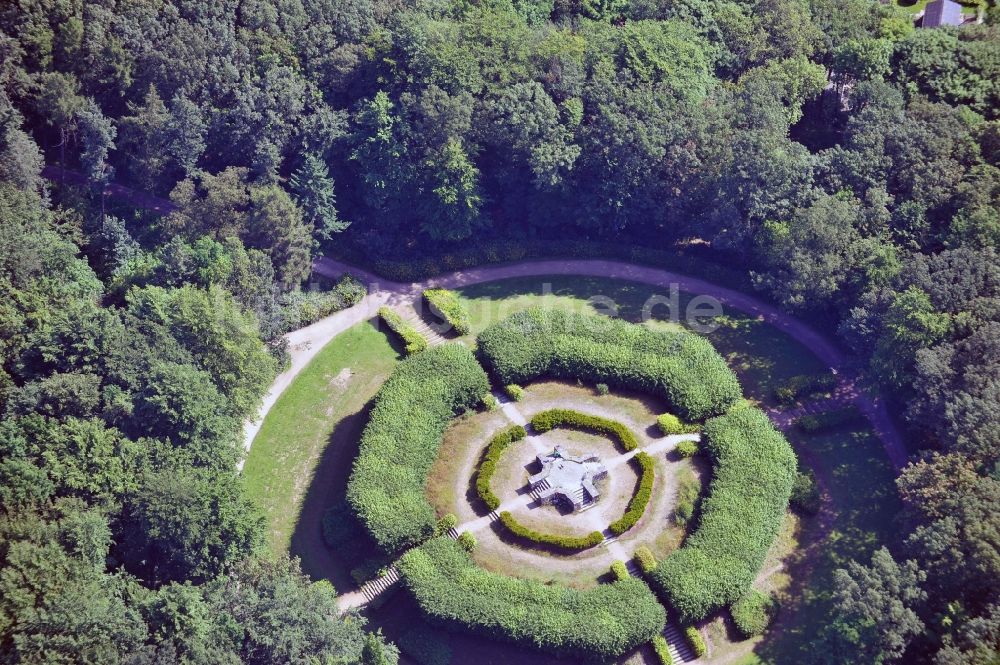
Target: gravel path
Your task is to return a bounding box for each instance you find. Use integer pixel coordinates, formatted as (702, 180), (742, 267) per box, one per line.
(266, 256), (908, 471)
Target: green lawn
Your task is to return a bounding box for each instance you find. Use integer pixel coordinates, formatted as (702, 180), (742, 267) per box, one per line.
(242, 319), (399, 587)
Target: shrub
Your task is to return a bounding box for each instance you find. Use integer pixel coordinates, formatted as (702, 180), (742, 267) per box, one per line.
(773, 372), (837, 406)
(595, 382), (609, 395)
(422, 288), (471, 335)
(498, 511), (604, 551)
(398, 627), (452, 665)
(649, 405), (797, 624)
(790, 469), (821, 516)
(273, 275), (367, 336)
(397, 538), (666, 661)
(611, 560), (629, 581)
(673, 469), (701, 528)
(457, 531), (477, 551)
(347, 345), (490, 553)
(504, 383), (525, 401)
(482, 392), (498, 411)
(435, 514), (458, 535)
(378, 306), (428, 355)
(657, 413), (684, 435)
(478, 309), (741, 421)
(609, 452), (655, 535)
(685, 627), (706, 657)
(530, 409), (639, 452)
(676, 439), (699, 458)
(652, 635), (673, 664)
(635, 546), (657, 574)
(796, 406), (864, 432)
(731, 590), (778, 638)
(475, 424), (528, 510)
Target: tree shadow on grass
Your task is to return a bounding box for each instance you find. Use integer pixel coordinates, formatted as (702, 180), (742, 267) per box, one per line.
(289, 394), (388, 593)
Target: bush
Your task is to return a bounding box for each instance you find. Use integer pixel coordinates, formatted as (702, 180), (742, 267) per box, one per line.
(482, 392), (498, 411)
(530, 409), (639, 452)
(635, 546), (657, 574)
(273, 275), (367, 336)
(676, 439), (699, 458)
(649, 405), (797, 624)
(422, 288), (471, 335)
(378, 306), (429, 355)
(435, 514), (458, 535)
(796, 406), (864, 432)
(731, 590), (778, 638)
(457, 531), (477, 551)
(773, 372), (837, 406)
(685, 627), (706, 657)
(595, 382), (609, 395)
(398, 627), (452, 665)
(397, 538), (666, 661)
(475, 424), (528, 510)
(657, 413), (684, 435)
(504, 383), (525, 401)
(790, 469), (821, 516)
(347, 345), (490, 553)
(611, 560), (630, 581)
(498, 511), (604, 551)
(652, 635), (673, 664)
(609, 452), (655, 535)
(478, 309), (741, 421)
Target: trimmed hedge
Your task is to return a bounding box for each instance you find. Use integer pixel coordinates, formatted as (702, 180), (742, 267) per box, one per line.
(731, 590), (778, 638)
(676, 439), (699, 458)
(505, 383), (525, 401)
(347, 345), (490, 553)
(457, 531), (476, 551)
(397, 537), (667, 661)
(498, 511), (604, 551)
(474, 424), (528, 510)
(657, 413), (685, 435)
(609, 452), (655, 535)
(685, 627), (706, 657)
(478, 309), (741, 421)
(649, 405), (797, 624)
(796, 405), (863, 432)
(635, 546), (657, 574)
(611, 560), (630, 581)
(378, 306), (428, 355)
(530, 408), (639, 452)
(652, 635), (674, 664)
(774, 372), (836, 406)
(423, 288), (471, 335)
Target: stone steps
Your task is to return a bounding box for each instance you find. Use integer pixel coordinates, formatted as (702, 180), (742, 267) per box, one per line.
(360, 565), (400, 603)
(664, 623), (698, 662)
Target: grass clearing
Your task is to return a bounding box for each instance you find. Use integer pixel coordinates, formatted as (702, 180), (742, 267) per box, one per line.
(242, 319), (399, 580)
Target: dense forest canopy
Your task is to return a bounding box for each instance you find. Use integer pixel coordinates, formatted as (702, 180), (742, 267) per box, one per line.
(1, 0), (999, 661)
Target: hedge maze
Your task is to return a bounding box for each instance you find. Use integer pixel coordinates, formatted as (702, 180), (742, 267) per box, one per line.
(344, 309), (795, 659)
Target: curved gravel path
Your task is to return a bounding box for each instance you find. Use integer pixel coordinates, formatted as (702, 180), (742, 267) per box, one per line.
(242, 256), (908, 472)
